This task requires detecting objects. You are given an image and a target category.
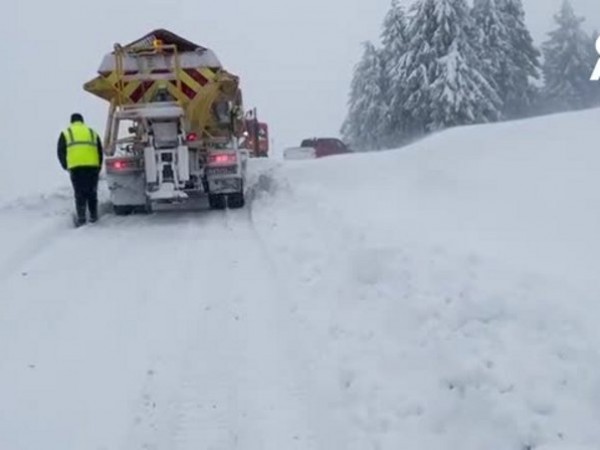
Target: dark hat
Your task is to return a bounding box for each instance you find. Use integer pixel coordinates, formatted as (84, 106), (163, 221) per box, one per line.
(70, 113), (84, 123)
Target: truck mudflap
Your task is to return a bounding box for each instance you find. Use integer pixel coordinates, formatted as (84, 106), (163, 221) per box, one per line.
(107, 174), (147, 208)
(205, 150), (245, 194)
(208, 176), (243, 194)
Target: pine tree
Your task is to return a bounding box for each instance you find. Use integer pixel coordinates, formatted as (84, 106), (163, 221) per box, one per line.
(399, 0), (436, 136)
(381, 0), (409, 57)
(496, 0), (541, 118)
(471, 0), (507, 112)
(380, 0), (411, 146)
(401, 0), (502, 132)
(542, 1), (597, 113)
(341, 42), (388, 151)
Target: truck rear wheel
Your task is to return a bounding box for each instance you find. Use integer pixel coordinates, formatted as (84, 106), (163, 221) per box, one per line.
(113, 205), (134, 216)
(227, 192), (245, 209)
(208, 194), (226, 210)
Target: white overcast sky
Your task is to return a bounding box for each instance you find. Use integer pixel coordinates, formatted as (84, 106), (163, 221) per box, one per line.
(0, 0), (599, 194)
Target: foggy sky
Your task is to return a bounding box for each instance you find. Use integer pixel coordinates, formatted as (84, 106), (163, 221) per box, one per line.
(1, 0), (599, 196)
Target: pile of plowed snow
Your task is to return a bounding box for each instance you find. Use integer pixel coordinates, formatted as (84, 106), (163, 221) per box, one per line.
(250, 108), (600, 449)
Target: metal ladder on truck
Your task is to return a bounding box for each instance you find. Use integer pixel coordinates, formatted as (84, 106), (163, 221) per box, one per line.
(106, 40), (192, 201)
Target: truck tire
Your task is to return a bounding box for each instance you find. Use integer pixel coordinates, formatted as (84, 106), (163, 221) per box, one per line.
(142, 201), (153, 214)
(227, 192), (245, 209)
(208, 194), (226, 210)
(113, 205), (134, 216)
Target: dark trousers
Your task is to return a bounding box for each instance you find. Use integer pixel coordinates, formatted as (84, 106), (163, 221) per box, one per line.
(70, 167), (100, 221)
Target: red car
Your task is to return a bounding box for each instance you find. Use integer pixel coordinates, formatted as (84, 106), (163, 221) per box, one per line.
(300, 138), (351, 158)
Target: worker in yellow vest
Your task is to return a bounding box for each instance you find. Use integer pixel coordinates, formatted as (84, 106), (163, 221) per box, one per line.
(57, 113), (103, 226)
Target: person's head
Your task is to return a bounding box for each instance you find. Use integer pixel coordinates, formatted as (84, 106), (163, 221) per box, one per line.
(70, 113), (84, 123)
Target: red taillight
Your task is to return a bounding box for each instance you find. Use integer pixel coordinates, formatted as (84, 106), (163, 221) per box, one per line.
(107, 158), (136, 171)
(187, 132), (198, 142)
(209, 154), (237, 165)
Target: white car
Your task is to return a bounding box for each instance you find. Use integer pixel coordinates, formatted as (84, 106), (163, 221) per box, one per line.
(283, 146), (317, 160)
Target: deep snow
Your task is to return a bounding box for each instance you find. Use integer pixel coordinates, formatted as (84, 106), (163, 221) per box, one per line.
(1, 108), (600, 449)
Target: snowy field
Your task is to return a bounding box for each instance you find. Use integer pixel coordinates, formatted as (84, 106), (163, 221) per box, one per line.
(1, 108), (600, 449)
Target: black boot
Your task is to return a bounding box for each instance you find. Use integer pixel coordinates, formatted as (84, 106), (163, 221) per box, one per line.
(75, 198), (87, 226)
(88, 172), (100, 223)
(88, 196), (98, 223)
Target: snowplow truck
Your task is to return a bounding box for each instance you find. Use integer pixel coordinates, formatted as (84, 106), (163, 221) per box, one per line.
(84, 29), (248, 214)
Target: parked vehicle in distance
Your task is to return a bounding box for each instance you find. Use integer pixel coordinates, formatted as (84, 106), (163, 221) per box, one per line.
(284, 137), (351, 160)
(300, 138), (351, 157)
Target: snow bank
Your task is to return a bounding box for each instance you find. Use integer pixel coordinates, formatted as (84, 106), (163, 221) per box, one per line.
(276, 108), (600, 291)
(250, 108), (600, 449)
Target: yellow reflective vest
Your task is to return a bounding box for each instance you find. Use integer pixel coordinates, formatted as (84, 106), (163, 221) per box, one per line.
(63, 122), (100, 169)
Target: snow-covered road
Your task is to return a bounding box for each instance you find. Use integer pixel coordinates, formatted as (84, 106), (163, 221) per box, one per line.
(0, 184), (342, 450)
